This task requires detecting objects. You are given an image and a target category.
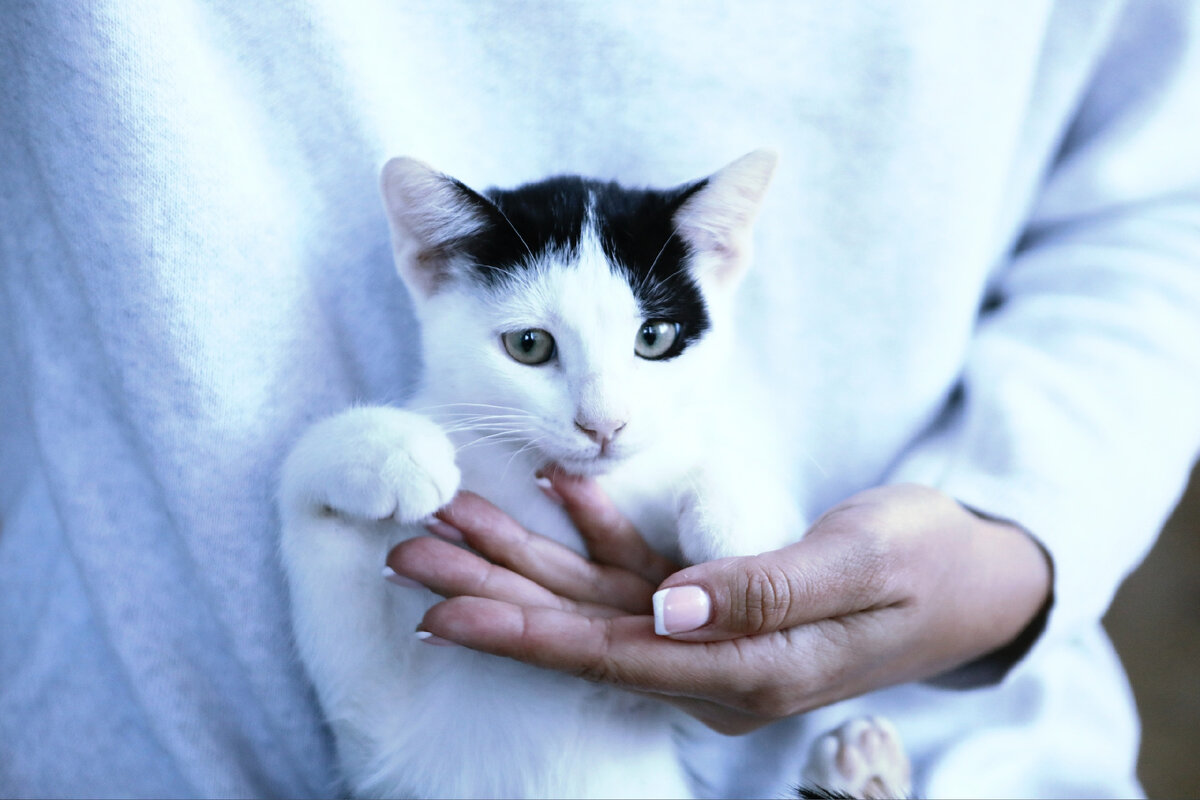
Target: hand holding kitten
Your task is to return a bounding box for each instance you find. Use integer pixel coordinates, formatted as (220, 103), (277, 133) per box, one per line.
(391, 475), (1052, 734)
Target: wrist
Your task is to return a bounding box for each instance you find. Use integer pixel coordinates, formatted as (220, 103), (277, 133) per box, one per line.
(931, 504), (1054, 688)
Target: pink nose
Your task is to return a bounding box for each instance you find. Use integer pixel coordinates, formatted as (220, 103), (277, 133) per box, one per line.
(574, 418), (627, 448)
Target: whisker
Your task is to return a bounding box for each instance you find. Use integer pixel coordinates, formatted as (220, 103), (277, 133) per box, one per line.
(490, 204), (535, 263)
(453, 429), (529, 452)
(438, 420), (531, 432)
(437, 415), (537, 434)
(433, 413), (536, 422)
(460, 429), (527, 444)
(644, 231), (675, 280)
(643, 259), (694, 298)
(455, 438), (523, 454)
(500, 437), (545, 482)
(801, 449), (829, 479)
(441, 423), (525, 435)
(414, 402), (532, 415)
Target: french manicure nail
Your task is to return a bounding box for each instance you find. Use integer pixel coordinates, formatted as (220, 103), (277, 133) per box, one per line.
(425, 518), (464, 542)
(415, 630), (458, 647)
(652, 585), (712, 636)
(381, 565), (424, 589)
(534, 475), (564, 505)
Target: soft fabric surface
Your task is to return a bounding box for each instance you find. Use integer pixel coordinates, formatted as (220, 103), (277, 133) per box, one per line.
(3, 2), (1199, 796)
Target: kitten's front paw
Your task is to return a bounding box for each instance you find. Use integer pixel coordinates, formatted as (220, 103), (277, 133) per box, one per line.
(676, 467), (802, 564)
(676, 479), (737, 564)
(281, 406), (460, 525)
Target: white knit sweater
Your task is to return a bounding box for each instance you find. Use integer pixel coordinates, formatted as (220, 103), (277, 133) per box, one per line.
(3, 1), (1199, 796)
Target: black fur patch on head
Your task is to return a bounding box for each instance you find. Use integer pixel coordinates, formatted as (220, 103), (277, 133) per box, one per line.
(592, 179), (711, 358)
(457, 174), (712, 359)
(466, 177), (589, 283)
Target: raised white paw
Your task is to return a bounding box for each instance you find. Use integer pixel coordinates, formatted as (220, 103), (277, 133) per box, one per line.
(802, 717), (912, 800)
(281, 406), (460, 525)
(676, 474), (729, 563)
(676, 478), (738, 564)
(675, 467), (800, 563)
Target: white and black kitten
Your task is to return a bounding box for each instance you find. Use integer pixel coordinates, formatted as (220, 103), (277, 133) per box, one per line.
(278, 151), (910, 799)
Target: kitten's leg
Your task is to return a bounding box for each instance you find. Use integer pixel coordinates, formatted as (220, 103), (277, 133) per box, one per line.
(800, 717), (912, 800)
(675, 459), (803, 563)
(277, 406), (460, 785)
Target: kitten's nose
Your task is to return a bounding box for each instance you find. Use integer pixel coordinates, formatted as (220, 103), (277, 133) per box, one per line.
(574, 418), (627, 449)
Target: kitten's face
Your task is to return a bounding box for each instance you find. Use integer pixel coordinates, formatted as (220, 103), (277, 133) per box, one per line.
(419, 226), (719, 475)
(382, 151), (777, 475)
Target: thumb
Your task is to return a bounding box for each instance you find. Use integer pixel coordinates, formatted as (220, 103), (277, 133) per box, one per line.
(651, 531), (895, 641)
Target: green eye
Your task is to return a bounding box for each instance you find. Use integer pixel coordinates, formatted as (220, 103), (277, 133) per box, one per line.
(502, 329), (556, 365)
(635, 320), (680, 360)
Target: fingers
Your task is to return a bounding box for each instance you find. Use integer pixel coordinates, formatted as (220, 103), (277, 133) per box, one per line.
(419, 595), (776, 702)
(653, 519), (904, 642)
(543, 467), (680, 585)
(418, 596), (905, 719)
(418, 491), (659, 614)
(403, 483), (1047, 730)
(386, 536), (624, 619)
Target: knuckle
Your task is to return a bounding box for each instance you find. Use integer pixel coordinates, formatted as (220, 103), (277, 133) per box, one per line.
(581, 564), (611, 605)
(574, 659), (615, 685)
(475, 562), (509, 597)
(737, 562), (800, 634)
(567, 618), (620, 686)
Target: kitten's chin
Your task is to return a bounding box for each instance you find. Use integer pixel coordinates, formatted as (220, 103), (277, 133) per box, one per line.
(549, 451), (628, 478)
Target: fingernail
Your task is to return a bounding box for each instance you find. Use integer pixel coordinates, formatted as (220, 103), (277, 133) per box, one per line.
(381, 565), (424, 589)
(534, 475), (564, 506)
(415, 630), (457, 647)
(425, 518), (464, 542)
(652, 585), (712, 635)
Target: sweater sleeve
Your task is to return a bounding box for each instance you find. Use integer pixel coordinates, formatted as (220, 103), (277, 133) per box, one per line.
(888, 0), (1200, 672)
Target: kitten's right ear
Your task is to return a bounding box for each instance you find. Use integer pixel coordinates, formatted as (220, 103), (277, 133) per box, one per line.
(673, 149), (778, 291)
(380, 157), (493, 298)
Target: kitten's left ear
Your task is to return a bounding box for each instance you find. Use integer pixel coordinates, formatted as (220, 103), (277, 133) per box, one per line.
(673, 149), (778, 289)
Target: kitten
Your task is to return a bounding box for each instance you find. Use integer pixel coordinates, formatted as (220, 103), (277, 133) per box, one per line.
(277, 151), (909, 798)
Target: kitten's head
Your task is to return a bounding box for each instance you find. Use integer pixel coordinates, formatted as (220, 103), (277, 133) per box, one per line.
(381, 150), (776, 475)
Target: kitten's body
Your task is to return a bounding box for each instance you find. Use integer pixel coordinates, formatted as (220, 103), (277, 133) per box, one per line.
(278, 152), (907, 798)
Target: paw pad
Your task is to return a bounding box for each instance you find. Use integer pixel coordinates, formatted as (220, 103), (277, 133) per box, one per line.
(802, 716), (911, 799)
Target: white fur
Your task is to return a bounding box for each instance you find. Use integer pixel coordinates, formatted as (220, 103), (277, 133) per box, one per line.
(278, 152), (804, 798)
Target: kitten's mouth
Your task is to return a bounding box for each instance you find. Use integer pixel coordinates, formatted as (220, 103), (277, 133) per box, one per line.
(551, 449), (627, 477)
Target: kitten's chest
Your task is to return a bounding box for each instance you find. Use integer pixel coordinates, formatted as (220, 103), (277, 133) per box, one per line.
(454, 444), (684, 562)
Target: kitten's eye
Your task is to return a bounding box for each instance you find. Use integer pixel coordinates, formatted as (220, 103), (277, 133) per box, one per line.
(635, 320), (680, 360)
(502, 329), (556, 365)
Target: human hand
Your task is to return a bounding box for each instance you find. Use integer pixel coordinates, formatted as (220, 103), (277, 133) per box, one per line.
(387, 475), (1051, 734)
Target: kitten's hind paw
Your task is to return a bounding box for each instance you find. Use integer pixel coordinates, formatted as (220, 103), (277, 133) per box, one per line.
(800, 717), (912, 800)
(281, 406), (460, 526)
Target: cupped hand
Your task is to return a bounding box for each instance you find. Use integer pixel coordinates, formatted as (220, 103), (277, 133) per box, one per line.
(386, 474), (1051, 734)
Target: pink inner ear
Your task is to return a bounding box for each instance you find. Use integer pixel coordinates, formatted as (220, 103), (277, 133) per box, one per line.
(703, 237), (734, 258)
(670, 149), (777, 287)
(380, 157), (492, 299)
